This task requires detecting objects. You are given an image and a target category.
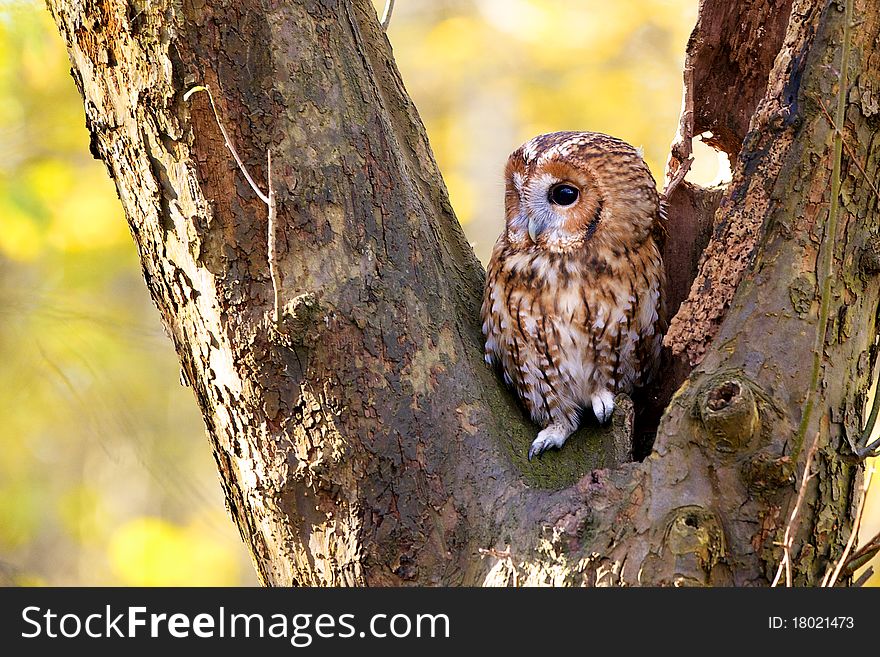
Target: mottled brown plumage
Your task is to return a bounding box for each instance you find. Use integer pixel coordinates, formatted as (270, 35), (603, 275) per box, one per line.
(481, 131), (665, 459)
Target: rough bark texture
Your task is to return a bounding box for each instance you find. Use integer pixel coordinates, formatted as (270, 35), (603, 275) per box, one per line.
(654, 0), (795, 414)
(47, 0), (879, 586)
(689, 0), (796, 159)
(661, 0), (793, 374)
(649, 182), (723, 429)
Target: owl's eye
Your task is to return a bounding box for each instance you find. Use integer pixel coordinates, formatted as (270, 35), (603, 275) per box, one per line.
(549, 184), (579, 206)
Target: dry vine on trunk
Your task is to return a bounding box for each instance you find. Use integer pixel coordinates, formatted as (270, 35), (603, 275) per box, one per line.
(47, 0), (880, 586)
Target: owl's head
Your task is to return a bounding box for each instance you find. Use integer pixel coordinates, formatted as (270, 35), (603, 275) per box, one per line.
(503, 131), (660, 254)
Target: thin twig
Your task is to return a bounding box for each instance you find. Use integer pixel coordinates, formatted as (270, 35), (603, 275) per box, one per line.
(812, 16), (880, 461)
(842, 529), (880, 573)
(824, 465), (875, 587)
(812, 80), (880, 461)
(663, 64), (695, 200)
(856, 431), (880, 458)
(267, 151), (282, 327)
(791, 0), (853, 457)
(380, 0), (396, 31)
(663, 157), (693, 202)
(814, 97), (880, 203)
(184, 85), (282, 327)
(853, 371), (880, 457)
(772, 437), (820, 587)
(852, 566), (874, 588)
(183, 86), (269, 204)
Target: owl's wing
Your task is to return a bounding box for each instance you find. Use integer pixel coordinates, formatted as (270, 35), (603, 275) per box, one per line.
(634, 241), (665, 387)
(652, 194), (670, 254)
(480, 237), (507, 371)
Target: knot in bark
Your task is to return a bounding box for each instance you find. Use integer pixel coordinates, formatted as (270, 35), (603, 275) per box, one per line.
(697, 376), (760, 452)
(860, 235), (880, 275)
(741, 452), (795, 495)
(663, 506), (727, 585)
(277, 292), (321, 344)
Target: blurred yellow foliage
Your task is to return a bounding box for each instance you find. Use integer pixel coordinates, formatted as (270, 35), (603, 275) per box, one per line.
(58, 485), (106, 545)
(108, 516), (243, 587)
(0, 481), (38, 550)
(0, 201), (42, 260)
(0, 7), (128, 262)
(0, 2), (254, 586)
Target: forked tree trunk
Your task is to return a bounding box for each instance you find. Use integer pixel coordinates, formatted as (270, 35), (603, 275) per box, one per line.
(47, 0), (880, 585)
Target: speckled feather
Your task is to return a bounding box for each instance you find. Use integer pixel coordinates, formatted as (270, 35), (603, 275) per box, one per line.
(481, 131), (665, 459)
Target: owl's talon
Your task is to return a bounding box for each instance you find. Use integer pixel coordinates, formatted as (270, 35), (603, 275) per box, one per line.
(528, 424), (572, 461)
(591, 389), (616, 424)
(528, 440), (550, 461)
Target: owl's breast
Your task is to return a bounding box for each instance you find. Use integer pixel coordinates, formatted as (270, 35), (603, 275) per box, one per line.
(481, 238), (662, 422)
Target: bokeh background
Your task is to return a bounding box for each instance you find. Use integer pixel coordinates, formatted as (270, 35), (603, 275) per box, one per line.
(0, 0), (876, 585)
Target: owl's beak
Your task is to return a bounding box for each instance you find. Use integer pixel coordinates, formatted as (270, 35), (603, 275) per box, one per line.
(528, 217), (541, 243)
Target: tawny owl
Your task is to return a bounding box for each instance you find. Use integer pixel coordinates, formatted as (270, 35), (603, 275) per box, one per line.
(481, 131), (664, 460)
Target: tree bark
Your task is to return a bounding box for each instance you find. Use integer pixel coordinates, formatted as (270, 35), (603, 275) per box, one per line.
(47, 0), (880, 586)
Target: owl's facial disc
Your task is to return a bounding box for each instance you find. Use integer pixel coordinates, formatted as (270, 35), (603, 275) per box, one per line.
(527, 176), (582, 244)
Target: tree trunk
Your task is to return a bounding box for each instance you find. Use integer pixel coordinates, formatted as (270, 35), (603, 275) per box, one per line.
(47, 0), (879, 586)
